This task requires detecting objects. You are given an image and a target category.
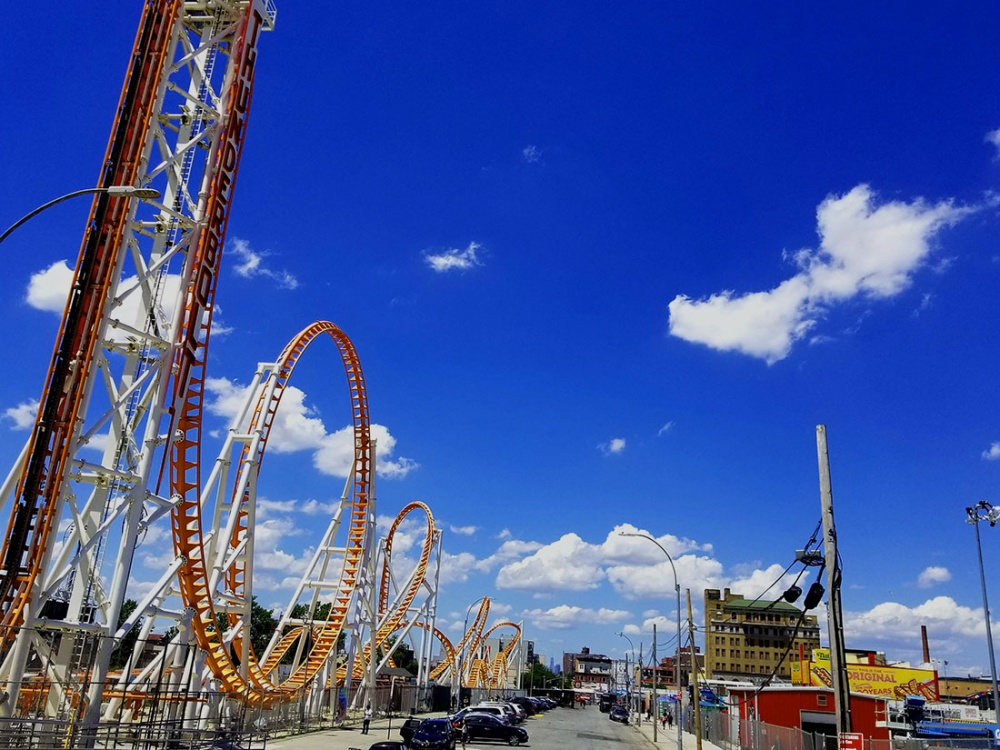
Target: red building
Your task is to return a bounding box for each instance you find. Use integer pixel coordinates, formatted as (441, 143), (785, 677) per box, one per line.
(728, 685), (889, 740)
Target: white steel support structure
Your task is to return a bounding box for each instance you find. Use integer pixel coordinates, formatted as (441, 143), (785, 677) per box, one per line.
(0, 0), (275, 727)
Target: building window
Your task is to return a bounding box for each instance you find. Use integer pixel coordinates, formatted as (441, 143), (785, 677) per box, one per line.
(817, 695), (827, 707)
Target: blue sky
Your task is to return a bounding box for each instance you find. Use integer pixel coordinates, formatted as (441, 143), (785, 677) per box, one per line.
(2, 2), (1000, 681)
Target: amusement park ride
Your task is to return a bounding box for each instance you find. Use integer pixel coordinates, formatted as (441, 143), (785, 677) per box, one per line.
(0, 0), (520, 743)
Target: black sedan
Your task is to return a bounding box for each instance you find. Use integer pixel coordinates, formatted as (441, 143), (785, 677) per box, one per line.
(609, 706), (629, 724)
(462, 714), (529, 746)
(410, 719), (457, 750)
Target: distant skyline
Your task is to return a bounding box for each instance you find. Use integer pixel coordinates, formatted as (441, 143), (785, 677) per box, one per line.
(1, 2), (1000, 681)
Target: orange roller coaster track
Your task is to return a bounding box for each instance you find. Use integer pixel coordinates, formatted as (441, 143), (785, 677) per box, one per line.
(172, 320), (371, 707)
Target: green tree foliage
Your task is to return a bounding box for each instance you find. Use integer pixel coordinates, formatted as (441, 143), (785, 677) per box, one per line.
(212, 596), (277, 662)
(109, 599), (140, 670)
(522, 662), (563, 690)
(386, 636), (419, 676)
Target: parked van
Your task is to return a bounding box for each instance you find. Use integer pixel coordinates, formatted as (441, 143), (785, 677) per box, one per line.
(469, 704), (518, 724)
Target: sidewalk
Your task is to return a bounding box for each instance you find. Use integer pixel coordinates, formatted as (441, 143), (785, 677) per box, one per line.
(631, 717), (727, 750)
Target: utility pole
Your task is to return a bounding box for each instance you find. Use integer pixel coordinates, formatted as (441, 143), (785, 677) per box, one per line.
(817, 425), (852, 735)
(653, 624), (658, 742)
(687, 590), (703, 750)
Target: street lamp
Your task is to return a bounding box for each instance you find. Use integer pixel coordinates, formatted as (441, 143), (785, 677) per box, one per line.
(618, 632), (636, 721)
(621, 531), (683, 750)
(966, 501), (1000, 720)
(0, 185), (161, 246)
(458, 596), (488, 705)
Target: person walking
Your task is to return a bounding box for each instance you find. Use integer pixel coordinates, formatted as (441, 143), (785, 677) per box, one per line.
(363, 704), (373, 734)
(459, 718), (469, 750)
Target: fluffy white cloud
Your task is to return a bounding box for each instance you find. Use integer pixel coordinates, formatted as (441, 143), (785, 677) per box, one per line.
(229, 237), (298, 289)
(845, 596), (991, 665)
(668, 185), (972, 363)
(521, 604), (629, 630)
(600, 438), (626, 455)
(3, 399), (39, 430)
(26, 260), (74, 312)
(657, 421), (675, 436)
(439, 551), (480, 585)
(496, 533), (606, 592)
(204, 377), (417, 479)
(917, 566), (951, 588)
(496, 525), (710, 596)
(475, 539), (545, 573)
(424, 242), (483, 273)
(448, 524), (477, 536)
(982, 442), (1000, 461)
(24, 262), (229, 342)
(522, 145), (541, 163)
(987, 128), (1000, 158)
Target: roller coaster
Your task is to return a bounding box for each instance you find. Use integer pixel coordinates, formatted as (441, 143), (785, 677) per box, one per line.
(0, 2), (523, 745)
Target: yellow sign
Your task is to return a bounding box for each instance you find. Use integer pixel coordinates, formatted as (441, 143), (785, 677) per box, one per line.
(796, 652), (938, 700)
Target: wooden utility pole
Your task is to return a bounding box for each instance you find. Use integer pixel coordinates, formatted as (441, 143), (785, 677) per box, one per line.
(817, 425), (852, 735)
(653, 624), (658, 742)
(687, 589), (703, 750)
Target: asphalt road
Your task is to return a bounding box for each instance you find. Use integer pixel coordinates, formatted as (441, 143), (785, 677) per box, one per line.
(516, 705), (648, 750)
(266, 705), (652, 750)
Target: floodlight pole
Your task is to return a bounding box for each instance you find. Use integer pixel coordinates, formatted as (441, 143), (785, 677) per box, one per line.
(967, 501), (1000, 720)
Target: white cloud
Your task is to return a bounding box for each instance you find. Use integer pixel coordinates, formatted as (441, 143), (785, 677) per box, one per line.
(439, 551), (480, 585)
(599, 437), (626, 455)
(496, 533), (607, 592)
(657, 421), (675, 436)
(522, 145), (541, 163)
(475, 539), (545, 573)
(25, 262), (229, 341)
(3, 399), (39, 430)
(26, 260), (74, 312)
(492, 524), (720, 601)
(668, 185), (973, 363)
(424, 242), (483, 273)
(986, 128), (1000, 158)
(982, 442), (1000, 461)
(917, 566), (951, 588)
(845, 596), (991, 663)
(204, 377), (417, 479)
(448, 524), (477, 536)
(229, 237), (298, 289)
(521, 604), (629, 630)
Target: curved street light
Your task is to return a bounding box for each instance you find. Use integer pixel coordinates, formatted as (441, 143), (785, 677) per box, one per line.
(0, 185), (161, 246)
(966, 501), (1000, 719)
(620, 531), (683, 750)
(618, 632), (638, 721)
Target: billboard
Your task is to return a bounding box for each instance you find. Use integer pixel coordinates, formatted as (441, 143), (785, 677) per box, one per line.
(792, 649), (938, 700)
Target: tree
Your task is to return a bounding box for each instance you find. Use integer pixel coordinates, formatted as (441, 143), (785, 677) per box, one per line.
(109, 599), (140, 670)
(213, 596), (277, 661)
(522, 661), (560, 692)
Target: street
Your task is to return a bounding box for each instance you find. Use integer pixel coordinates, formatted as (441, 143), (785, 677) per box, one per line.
(267, 705), (655, 750)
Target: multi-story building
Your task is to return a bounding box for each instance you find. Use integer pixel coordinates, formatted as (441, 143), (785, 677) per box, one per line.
(704, 588), (820, 682)
(563, 647), (613, 692)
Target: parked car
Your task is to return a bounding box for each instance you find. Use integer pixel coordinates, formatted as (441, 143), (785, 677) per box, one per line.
(609, 706), (629, 724)
(410, 719), (456, 750)
(462, 713), (529, 746)
(371, 743), (409, 750)
(467, 705), (518, 724)
(450, 708), (509, 729)
(400, 718), (423, 745)
(477, 702), (523, 723)
(509, 697), (536, 716)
